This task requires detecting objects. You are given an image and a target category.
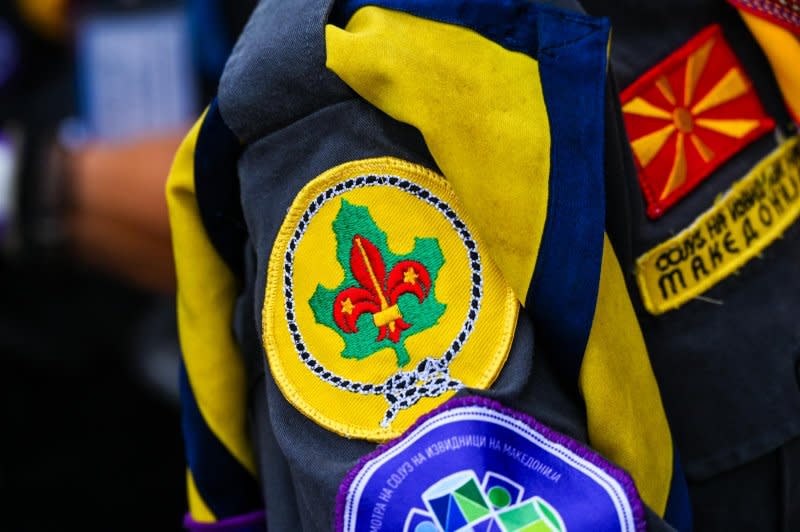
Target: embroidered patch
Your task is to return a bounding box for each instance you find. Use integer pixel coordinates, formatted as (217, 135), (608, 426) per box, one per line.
(262, 158), (518, 441)
(728, 0), (800, 33)
(308, 200), (448, 368)
(336, 397), (646, 532)
(620, 24), (775, 219)
(636, 136), (800, 314)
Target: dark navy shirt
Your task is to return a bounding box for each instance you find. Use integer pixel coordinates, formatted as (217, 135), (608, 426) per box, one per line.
(583, 0), (800, 480)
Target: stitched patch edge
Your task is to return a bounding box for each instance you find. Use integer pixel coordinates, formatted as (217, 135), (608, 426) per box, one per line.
(636, 136), (800, 314)
(335, 396), (647, 532)
(261, 157), (519, 441)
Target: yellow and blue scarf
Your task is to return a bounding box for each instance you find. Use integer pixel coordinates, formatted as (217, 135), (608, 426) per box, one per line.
(167, 1), (694, 529)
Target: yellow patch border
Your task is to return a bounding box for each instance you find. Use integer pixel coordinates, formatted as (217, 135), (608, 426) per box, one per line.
(262, 157), (518, 441)
(636, 136), (800, 314)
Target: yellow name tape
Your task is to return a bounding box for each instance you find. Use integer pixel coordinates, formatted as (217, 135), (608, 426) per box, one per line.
(636, 136), (800, 315)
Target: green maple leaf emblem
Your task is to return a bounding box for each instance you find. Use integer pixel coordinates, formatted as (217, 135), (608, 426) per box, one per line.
(308, 200), (446, 367)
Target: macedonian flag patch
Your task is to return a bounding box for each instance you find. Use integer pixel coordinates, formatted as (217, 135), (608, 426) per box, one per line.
(262, 158), (518, 441)
(621, 24), (774, 219)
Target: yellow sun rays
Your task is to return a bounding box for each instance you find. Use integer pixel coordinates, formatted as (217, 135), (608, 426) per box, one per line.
(694, 118), (761, 137)
(631, 124), (676, 167)
(622, 38), (764, 199)
(684, 38), (715, 106)
(689, 134), (714, 162)
(691, 68), (751, 115)
(661, 133), (687, 200)
(656, 76), (677, 105)
(623, 97), (673, 120)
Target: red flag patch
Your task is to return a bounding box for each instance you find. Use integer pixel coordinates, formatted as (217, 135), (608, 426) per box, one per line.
(620, 24), (775, 219)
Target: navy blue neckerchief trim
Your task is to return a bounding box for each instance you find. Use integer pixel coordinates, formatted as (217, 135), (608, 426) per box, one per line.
(603, 74), (693, 532)
(330, 0), (605, 57)
(195, 98), (247, 277)
(525, 8), (608, 388)
(331, 0), (607, 390)
(664, 449), (693, 531)
(180, 362), (263, 519)
(330, 3), (694, 528)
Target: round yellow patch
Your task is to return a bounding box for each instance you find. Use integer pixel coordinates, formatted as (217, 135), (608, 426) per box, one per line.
(262, 157), (518, 441)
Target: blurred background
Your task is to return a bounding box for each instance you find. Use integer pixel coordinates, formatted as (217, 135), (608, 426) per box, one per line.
(0, 1), (255, 529)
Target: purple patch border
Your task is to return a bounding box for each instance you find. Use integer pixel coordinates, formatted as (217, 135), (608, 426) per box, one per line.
(183, 510), (266, 531)
(334, 395), (647, 532)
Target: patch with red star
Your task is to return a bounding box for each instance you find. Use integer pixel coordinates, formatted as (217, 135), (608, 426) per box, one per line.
(262, 157), (518, 441)
(620, 24), (775, 219)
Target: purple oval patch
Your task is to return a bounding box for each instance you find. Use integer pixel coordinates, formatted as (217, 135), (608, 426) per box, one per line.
(337, 397), (646, 532)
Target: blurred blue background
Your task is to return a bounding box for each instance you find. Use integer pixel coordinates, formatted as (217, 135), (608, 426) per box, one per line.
(0, 1), (256, 530)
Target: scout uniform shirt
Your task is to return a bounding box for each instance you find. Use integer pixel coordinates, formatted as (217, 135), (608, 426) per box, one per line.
(167, 0), (694, 530)
(580, 0), (800, 485)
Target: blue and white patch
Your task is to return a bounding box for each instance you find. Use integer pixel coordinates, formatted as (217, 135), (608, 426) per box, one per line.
(336, 397), (646, 532)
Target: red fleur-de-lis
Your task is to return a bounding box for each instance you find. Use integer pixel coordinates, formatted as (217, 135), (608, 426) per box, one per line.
(333, 235), (432, 343)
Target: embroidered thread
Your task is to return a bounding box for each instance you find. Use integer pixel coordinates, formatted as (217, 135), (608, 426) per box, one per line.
(281, 174), (483, 427)
(336, 397), (646, 532)
(636, 136), (800, 314)
(309, 200), (446, 367)
(402, 470), (566, 532)
(621, 24), (775, 218)
(262, 157), (518, 440)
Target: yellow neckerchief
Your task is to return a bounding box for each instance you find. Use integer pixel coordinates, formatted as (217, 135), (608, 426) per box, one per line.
(738, 8), (800, 123)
